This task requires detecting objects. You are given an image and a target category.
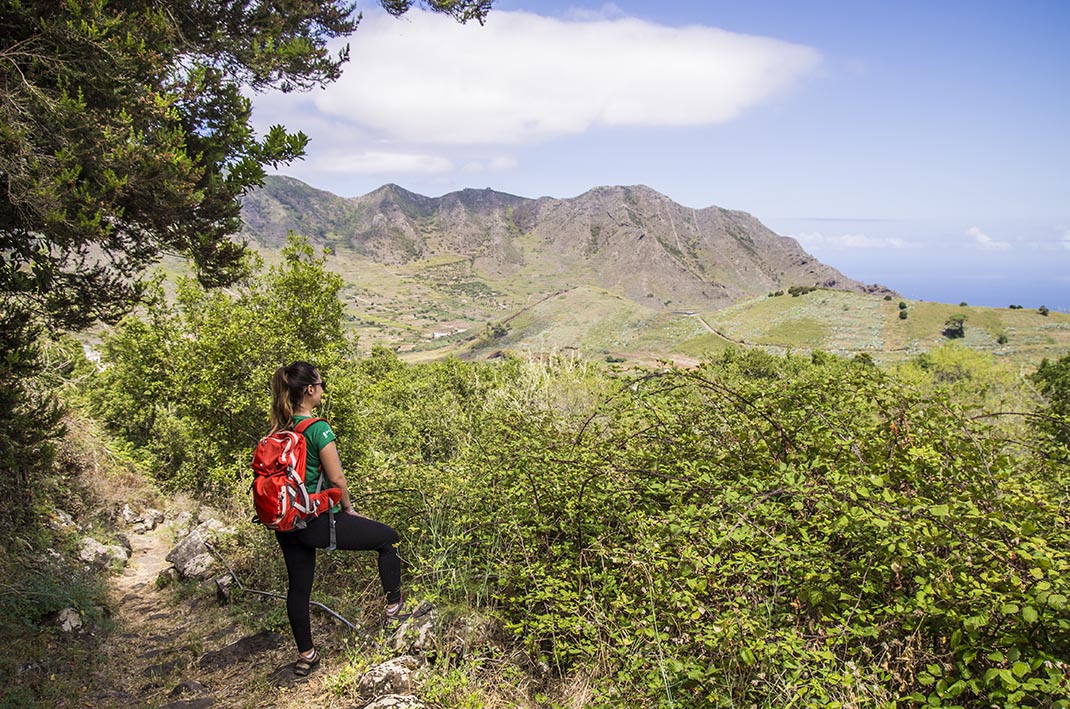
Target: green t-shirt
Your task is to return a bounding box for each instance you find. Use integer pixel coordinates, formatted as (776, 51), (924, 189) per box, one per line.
(294, 415), (337, 497)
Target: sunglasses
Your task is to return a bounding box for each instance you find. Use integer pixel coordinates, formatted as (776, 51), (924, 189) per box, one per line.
(311, 379), (326, 391)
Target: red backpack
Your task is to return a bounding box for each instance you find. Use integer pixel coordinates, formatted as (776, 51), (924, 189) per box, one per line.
(251, 417), (342, 531)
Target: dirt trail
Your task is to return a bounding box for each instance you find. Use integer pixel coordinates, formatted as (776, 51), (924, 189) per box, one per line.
(80, 518), (333, 709)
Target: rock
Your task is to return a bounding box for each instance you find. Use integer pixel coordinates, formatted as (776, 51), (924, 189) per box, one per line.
(113, 533), (133, 553)
(79, 536), (114, 564)
(105, 543), (130, 566)
(157, 699), (215, 709)
(168, 679), (210, 698)
(17, 660), (45, 675)
(157, 567), (180, 586)
(215, 574), (234, 604)
(51, 509), (77, 530)
(358, 656), (422, 697)
(57, 607), (83, 632)
(360, 695), (426, 709)
(78, 536), (129, 567)
(142, 508), (165, 530)
(443, 614), (498, 657)
(390, 601), (438, 653)
(172, 511), (193, 534)
(120, 504), (139, 525)
(165, 527), (215, 579)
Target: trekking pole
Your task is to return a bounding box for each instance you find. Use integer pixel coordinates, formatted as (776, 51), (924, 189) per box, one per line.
(203, 541), (358, 631)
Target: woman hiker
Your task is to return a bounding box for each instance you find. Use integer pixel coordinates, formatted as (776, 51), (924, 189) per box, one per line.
(269, 361), (403, 676)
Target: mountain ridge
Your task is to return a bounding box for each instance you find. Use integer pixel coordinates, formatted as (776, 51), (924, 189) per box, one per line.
(241, 175), (892, 314)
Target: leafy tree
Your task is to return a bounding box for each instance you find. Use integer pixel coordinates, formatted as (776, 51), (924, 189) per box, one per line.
(90, 235), (354, 491)
(899, 309), (908, 319)
(0, 0), (491, 334)
(1039, 305), (1050, 316)
(1031, 353), (1070, 450)
(0, 0), (491, 503)
(943, 313), (967, 339)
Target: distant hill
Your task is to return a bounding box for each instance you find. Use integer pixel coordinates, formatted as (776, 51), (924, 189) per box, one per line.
(232, 177), (1070, 366)
(241, 176), (892, 315)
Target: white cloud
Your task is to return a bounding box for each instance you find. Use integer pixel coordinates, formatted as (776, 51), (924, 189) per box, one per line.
(306, 9), (821, 145)
(312, 150), (453, 174)
(461, 155), (518, 173)
(792, 231), (909, 249)
(1061, 229), (1070, 251)
(965, 226), (1010, 251)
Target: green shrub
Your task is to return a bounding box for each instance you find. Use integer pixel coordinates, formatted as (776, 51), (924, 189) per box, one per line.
(349, 351), (1070, 707)
(86, 235), (353, 495)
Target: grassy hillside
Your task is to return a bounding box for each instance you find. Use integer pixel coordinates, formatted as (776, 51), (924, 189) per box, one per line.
(155, 245), (1068, 369)
(690, 290), (1070, 366)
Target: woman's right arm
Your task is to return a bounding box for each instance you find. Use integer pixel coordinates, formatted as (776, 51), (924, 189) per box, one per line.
(318, 441), (358, 515)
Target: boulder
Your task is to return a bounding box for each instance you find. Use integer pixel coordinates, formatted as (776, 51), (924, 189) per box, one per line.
(168, 680), (210, 698)
(215, 574), (234, 604)
(360, 695), (425, 709)
(80, 536), (129, 566)
(442, 614), (498, 657)
(113, 533), (132, 554)
(120, 504), (140, 525)
(106, 544), (130, 565)
(358, 656), (422, 697)
(157, 567), (180, 586)
(57, 607), (82, 632)
(157, 699), (215, 709)
(165, 524), (216, 579)
(172, 511), (193, 534)
(79, 537), (109, 563)
(390, 601), (438, 653)
(51, 509), (77, 530)
(142, 508), (165, 530)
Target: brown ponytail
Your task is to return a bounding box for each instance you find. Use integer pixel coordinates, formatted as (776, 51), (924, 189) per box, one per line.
(269, 361), (320, 434)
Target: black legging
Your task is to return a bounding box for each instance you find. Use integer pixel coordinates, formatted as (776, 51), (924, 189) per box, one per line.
(275, 512), (402, 652)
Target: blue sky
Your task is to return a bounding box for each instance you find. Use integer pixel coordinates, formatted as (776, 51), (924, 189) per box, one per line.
(250, 1), (1069, 309)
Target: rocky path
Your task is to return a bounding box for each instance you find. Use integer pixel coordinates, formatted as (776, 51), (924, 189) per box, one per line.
(76, 510), (437, 709)
(80, 514), (312, 708)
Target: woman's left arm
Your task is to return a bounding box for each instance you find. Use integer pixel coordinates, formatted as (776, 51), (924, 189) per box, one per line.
(318, 441), (358, 515)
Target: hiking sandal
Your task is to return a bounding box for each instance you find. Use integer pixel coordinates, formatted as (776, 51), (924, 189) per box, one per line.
(385, 592), (406, 618)
(294, 648), (320, 677)
(385, 598), (416, 624)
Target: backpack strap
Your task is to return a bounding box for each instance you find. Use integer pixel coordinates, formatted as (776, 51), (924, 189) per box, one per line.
(293, 417), (338, 551)
(293, 417), (325, 435)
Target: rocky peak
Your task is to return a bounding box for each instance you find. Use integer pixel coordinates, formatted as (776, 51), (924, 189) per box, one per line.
(241, 176), (889, 309)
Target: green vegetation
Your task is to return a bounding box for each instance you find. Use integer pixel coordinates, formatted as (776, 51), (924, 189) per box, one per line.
(92, 348), (1070, 706)
(944, 314), (968, 339)
(87, 236), (352, 492)
(25, 242), (1067, 706)
(1031, 353), (1070, 450)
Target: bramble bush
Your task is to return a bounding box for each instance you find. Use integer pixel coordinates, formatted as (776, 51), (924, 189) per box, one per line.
(353, 350), (1070, 707)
